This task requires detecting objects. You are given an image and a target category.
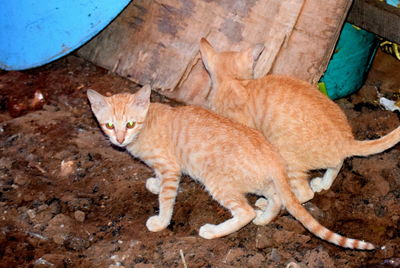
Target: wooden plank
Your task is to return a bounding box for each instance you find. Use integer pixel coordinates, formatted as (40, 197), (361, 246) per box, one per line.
(270, 0), (353, 84)
(253, 0), (304, 79)
(347, 0), (400, 44)
(79, 0), (351, 105)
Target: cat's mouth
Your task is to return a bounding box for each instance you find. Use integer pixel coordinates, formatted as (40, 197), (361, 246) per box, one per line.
(110, 143), (126, 151)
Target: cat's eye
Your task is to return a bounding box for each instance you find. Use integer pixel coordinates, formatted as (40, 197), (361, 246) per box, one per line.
(126, 121), (136, 129)
(105, 123), (114, 129)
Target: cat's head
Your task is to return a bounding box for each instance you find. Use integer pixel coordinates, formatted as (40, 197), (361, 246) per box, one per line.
(199, 38), (264, 80)
(87, 85), (151, 147)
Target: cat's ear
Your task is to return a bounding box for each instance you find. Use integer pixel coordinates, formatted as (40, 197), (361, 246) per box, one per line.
(245, 43), (264, 64)
(87, 89), (108, 115)
(200, 38), (215, 54)
(199, 38), (216, 71)
(134, 84), (151, 108)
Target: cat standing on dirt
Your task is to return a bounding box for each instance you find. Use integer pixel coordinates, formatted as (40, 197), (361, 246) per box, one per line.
(87, 85), (374, 250)
(199, 38), (400, 204)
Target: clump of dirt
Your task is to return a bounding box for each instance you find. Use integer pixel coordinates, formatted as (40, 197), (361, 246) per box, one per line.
(0, 51), (399, 267)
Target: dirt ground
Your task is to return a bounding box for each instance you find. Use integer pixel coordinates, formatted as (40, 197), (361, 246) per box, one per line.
(0, 50), (399, 268)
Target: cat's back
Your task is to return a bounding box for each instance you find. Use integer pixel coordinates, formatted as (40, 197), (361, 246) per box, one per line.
(248, 75), (344, 113)
(172, 105), (265, 140)
(169, 105), (280, 161)
(242, 74), (353, 136)
(239, 74), (354, 169)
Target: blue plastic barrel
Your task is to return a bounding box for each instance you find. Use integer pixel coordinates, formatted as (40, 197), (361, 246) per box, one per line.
(318, 23), (378, 99)
(386, 0), (400, 7)
(0, 0), (131, 70)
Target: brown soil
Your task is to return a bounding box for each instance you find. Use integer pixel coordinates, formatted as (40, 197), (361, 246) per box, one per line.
(0, 50), (399, 268)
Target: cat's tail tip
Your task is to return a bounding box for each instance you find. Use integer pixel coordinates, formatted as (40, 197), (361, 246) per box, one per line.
(339, 237), (375, 250)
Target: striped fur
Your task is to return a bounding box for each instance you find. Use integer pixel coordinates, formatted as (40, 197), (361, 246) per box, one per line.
(87, 86), (374, 250)
(199, 38), (400, 203)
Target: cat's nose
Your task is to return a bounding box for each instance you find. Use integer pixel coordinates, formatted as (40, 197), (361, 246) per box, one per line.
(116, 136), (125, 144)
(115, 131), (125, 144)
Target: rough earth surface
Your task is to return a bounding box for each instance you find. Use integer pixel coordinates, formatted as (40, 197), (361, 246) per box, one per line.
(0, 50), (399, 268)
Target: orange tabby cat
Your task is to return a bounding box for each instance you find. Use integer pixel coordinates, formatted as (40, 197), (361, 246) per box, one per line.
(87, 85), (374, 250)
(199, 38), (400, 203)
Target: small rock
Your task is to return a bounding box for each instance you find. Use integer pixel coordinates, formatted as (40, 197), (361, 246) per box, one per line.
(247, 252), (265, 267)
(255, 227), (274, 249)
(224, 248), (245, 263)
(268, 248), (281, 263)
(26, 204), (58, 225)
(67, 197), (92, 211)
(43, 104), (58, 112)
(302, 247), (334, 268)
(74, 210), (85, 222)
(0, 157), (13, 169)
(43, 213), (74, 245)
(272, 230), (295, 244)
(60, 160), (75, 177)
(64, 236), (90, 251)
(38, 204), (48, 212)
(14, 175), (29, 186)
(27, 209), (36, 220)
(53, 234), (67, 245)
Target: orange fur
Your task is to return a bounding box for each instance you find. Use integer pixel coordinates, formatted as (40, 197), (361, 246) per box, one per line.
(199, 38), (400, 202)
(87, 86), (374, 250)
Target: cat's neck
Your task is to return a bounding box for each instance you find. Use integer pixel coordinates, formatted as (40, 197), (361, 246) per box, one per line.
(126, 102), (173, 155)
(209, 73), (244, 106)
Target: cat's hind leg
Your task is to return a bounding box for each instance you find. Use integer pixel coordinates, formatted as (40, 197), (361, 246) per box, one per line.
(310, 160), (343, 192)
(199, 192), (256, 239)
(288, 171), (314, 203)
(146, 167), (181, 232)
(252, 193), (281, 225)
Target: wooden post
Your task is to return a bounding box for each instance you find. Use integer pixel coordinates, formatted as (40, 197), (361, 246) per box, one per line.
(347, 0), (400, 44)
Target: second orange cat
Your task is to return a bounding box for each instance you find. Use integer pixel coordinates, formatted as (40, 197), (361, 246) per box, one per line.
(200, 38), (400, 203)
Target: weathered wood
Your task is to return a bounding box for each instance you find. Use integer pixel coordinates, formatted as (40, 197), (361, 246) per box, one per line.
(347, 0), (400, 44)
(271, 0), (353, 84)
(79, 0), (352, 105)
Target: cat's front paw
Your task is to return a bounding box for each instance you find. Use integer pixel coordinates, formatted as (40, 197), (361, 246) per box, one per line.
(146, 215), (169, 232)
(310, 177), (324, 192)
(146, 177), (160, 194)
(199, 224), (219, 239)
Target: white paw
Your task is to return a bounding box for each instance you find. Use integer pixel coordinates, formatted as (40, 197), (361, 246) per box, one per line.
(255, 198), (268, 210)
(146, 177), (160, 195)
(146, 215), (168, 232)
(199, 224), (219, 239)
(252, 209), (265, 225)
(310, 177), (324, 192)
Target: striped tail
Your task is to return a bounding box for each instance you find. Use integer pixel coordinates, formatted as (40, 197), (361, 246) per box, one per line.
(350, 126), (400, 157)
(271, 169), (375, 250)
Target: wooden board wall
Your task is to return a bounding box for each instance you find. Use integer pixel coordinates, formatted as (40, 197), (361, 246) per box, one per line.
(79, 0), (352, 106)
